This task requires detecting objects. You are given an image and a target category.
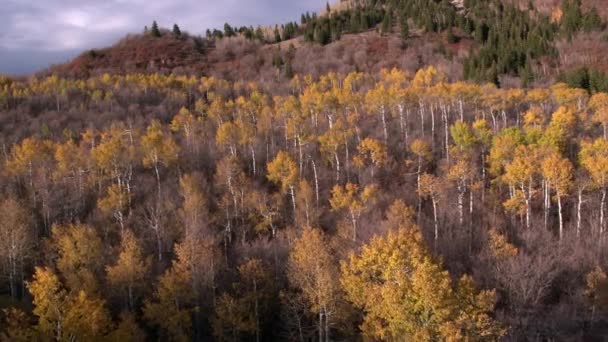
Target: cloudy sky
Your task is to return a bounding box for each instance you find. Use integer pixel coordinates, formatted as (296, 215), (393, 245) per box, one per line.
(0, 0), (328, 75)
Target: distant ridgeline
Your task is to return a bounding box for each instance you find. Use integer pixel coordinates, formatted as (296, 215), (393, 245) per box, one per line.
(204, 0), (605, 87)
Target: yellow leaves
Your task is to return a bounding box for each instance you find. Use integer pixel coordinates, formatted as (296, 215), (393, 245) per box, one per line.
(523, 106), (544, 129)
(541, 106), (577, 153)
(541, 152), (573, 196)
(382, 199), (416, 232)
(341, 228), (503, 341)
(91, 123), (138, 180)
(418, 173), (442, 199)
(580, 138), (608, 187)
(27, 267), (111, 341)
(488, 127), (524, 177)
(141, 120), (180, 168)
(6, 137), (55, 177)
(27, 267), (67, 336)
(267, 151), (298, 192)
(488, 229), (518, 259)
(410, 138), (432, 161)
(503, 145), (538, 187)
(50, 223), (103, 294)
(412, 66), (446, 89)
(330, 182), (376, 215)
(216, 121), (239, 152)
(98, 183), (130, 219)
(585, 266), (608, 312)
(106, 230), (149, 299)
(503, 190), (527, 216)
(287, 228), (338, 315)
(472, 119), (492, 147)
(353, 138), (388, 170)
(447, 159), (474, 184)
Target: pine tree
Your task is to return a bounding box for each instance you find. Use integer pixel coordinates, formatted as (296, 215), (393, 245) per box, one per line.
(400, 14), (409, 39)
(151, 21), (161, 37)
(172, 24), (181, 37)
(381, 9), (392, 35)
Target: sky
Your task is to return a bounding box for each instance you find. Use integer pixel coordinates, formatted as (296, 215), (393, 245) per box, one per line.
(0, 0), (328, 75)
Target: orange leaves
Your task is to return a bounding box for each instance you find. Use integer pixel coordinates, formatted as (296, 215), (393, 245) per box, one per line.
(353, 138), (388, 171)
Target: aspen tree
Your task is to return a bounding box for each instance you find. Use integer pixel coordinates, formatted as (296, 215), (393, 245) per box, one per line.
(267, 151), (299, 221)
(287, 228), (340, 342)
(418, 173), (442, 248)
(141, 120), (180, 205)
(541, 153), (573, 240)
(0, 198), (33, 299)
(580, 138), (608, 240)
(106, 230), (150, 311)
(330, 182), (377, 242)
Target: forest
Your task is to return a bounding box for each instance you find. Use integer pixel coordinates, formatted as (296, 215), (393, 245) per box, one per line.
(0, 65), (608, 340)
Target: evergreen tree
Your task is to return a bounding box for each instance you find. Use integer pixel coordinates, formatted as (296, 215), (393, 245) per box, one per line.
(400, 14), (409, 39)
(151, 21), (161, 37)
(274, 25), (282, 43)
(381, 9), (393, 35)
(224, 23), (235, 37)
(447, 27), (457, 43)
(172, 24), (181, 37)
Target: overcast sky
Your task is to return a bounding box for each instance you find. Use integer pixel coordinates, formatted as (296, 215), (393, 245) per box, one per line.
(0, 0), (328, 75)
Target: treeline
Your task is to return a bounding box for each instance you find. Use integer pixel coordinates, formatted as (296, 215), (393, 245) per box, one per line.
(200, 0), (605, 86)
(2, 67), (608, 340)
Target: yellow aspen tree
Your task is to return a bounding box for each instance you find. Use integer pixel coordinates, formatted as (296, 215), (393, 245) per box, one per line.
(585, 267), (608, 323)
(580, 138), (608, 239)
(106, 229), (150, 311)
(410, 138), (432, 214)
(589, 92), (608, 140)
(27, 267), (111, 341)
(178, 172), (209, 239)
(107, 312), (147, 342)
(503, 145), (539, 229)
(418, 173), (442, 248)
(540, 106), (577, 154)
(214, 259), (272, 342)
(98, 183), (131, 233)
(0, 198), (33, 299)
(330, 182), (377, 242)
(171, 106), (203, 153)
(541, 153), (573, 240)
(447, 158), (474, 227)
(288, 228), (340, 342)
(6, 137), (55, 231)
(91, 123), (138, 197)
(50, 223), (103, 294)
(143, 248), (195, 342)
(341, 228), (503, 340)
(353, 137), (388, 179)
(365, 82), (391, 143)
(382, 199), (416, 232)
(54, 139), (89, 213)
(267, 151), (298, 222)
(141, 119), (180, 205)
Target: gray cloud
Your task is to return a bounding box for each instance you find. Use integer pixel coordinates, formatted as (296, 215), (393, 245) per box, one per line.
(0, 0), (327, 74)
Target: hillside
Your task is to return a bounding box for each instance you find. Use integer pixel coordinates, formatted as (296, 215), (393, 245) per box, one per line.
(3, 1), (608, 341)
(40, 0), (608, 91)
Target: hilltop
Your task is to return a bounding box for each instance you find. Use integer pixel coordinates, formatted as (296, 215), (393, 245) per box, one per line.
(37, 0), (608, 92)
